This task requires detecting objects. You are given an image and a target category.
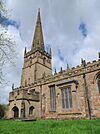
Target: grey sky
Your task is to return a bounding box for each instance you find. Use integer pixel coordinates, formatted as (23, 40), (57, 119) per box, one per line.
(0, 0), (100, 104)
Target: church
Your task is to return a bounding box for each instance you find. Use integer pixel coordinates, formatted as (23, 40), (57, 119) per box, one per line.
(7, 9), (100, 119)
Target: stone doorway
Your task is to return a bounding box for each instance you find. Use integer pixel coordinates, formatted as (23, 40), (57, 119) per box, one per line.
(12, 106), (19, 118)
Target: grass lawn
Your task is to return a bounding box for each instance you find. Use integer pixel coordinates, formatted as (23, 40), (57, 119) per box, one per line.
(0, 119), (100, 134)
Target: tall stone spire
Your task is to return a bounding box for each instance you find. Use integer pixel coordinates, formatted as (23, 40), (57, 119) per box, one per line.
(32, 8), (44, 51)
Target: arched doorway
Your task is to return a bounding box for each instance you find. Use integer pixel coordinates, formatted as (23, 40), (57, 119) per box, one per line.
(12, 106), (19, 118)
(29, 106), (34, 116)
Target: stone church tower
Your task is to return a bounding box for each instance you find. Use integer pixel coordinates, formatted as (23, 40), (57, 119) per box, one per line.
(7, 9), (100, 119)
(21, 9), (52, 86)
(8, 9), (52, 119)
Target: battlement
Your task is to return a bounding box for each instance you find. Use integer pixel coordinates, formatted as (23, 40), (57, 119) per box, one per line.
(34, 58), (100, 85)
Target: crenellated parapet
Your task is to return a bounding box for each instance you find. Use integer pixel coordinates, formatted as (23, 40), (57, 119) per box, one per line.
(33, 58), (100, 85)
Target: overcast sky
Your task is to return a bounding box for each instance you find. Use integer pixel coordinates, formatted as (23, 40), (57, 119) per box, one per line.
(0, 0), (100, 104)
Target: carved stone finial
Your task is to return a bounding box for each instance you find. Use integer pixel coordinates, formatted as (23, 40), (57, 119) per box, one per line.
(54, 68), (57, 74)
(81, 58), (84, 64)
(82, 60), (86, 67)
(60, 67), (63, 73)
(38, 8), (40, 13)
(12, 83), (14, 90)
(50, 48), (52, 55)
(24, 47), (26, 55)
(67, 64), (69, 70)
(98, 52), (100, 60)
(81, 58), (86, 67)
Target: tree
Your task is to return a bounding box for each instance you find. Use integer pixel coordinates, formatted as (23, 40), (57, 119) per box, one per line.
(0, 0), (16, 85)
(0, 104), (6, 118)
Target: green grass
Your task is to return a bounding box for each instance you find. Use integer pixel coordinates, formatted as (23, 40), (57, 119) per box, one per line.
(0, 119), (100, 134)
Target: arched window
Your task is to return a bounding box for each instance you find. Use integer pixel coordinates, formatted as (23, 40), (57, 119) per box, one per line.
(97, 75), (100, 93)
(29, 106), (34, 116)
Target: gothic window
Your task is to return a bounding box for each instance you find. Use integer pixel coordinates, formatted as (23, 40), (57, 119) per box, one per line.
(29, 106), (34, 116)
(61, 87), (73, 109)
(49, 85), (56, 112)
(97, 75), (100, 93)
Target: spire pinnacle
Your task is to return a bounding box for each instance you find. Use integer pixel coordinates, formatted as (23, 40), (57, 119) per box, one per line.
(98, 52), (100, 60)
(32, 9), (44, 51)
(24, 47), (26, 55)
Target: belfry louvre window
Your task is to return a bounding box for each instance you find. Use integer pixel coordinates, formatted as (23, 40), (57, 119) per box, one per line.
(49, 85), (56, 111)
(97, 75), (100, 93)
(61, 87), (73, 109)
